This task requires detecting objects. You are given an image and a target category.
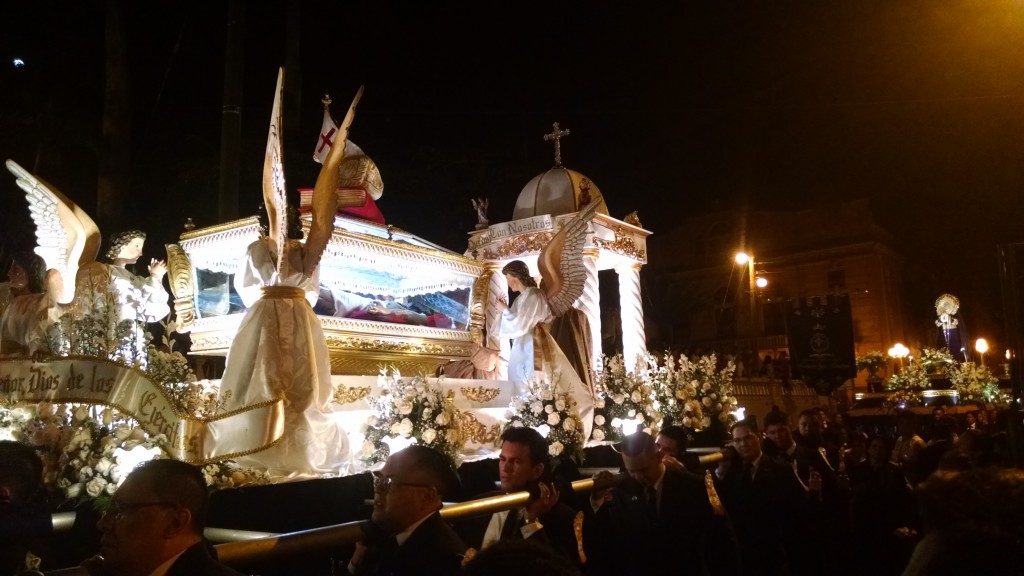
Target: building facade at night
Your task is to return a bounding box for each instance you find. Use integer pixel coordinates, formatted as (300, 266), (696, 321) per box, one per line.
(645, 199), (910, 390)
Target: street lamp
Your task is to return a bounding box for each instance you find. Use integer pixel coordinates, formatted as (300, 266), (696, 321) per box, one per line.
(734, 252), (758, 336)
(975, 338), (989, 366)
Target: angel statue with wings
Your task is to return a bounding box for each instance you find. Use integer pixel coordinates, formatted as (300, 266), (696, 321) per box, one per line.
(495, 201), (599, 441)
(216, 70), (359, 478)
(2, 160), (102, 359)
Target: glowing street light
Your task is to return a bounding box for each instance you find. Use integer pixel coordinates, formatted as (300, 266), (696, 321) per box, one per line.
(735, 252), (750, 265)
(755, 276), (768, 289)
(975, 338), (989, 366)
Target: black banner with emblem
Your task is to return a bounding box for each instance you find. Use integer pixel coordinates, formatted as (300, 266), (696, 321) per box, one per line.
(785, 296), (857, 395)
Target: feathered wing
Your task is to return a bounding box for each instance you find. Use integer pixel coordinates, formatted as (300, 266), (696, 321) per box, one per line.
(6, 159), (100, 305)
(302, 85), (364, 277)
(262, 68), (288, 273)
(538, 201), (599, 317)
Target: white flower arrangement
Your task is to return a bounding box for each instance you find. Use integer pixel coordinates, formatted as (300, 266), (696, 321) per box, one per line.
(855, 350), (889, 378)
(658, 352), (739, 432)
(920, 348), (955, 374)
(360, 367), (464, 468)
(505, 372), (585, 464)
(591, 353), (659, 443)
(885, 359), (930, 409)
(200, 461), (272, 490)
(55, 407), (167, 503)
(146, 347), (225, 418)
(948, 361), (1008, 405)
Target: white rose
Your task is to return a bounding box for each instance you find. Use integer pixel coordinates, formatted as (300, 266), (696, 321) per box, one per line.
(555, 398), (566, 411)
(591, 429), (605, 441)
(361, 440), (376, 456)
(94, 458), (113, 476)
(682, 416), (692, 428)
(390, 421), (402, 435)
(78, 467), (94, 483)
(549, 441), (564, 456)
(544, 404), (554, 414)
(702, 397), (712, 407)
(563, 418), (576, 431)
(702, 382), (711, 392)
(701, 417), (712, 429)
(511, 420), (524, 428)
(422, 428), (437, 444)
(627, 409), (636, 418)
(37, 402), (55, 418)
(101, 409), (114, 425)
(435, 412), (449, 426)
(397, 400), (414, 415)
(73, 405), (89, 423)
(85, 477), (107, 497)
(105, 482), (117, 495)
(540, 389), (554, 401)
(530, 401), (544, 415)
(422, 408), (432, 418)
(108, 465), (122, 483)
(594, 415), (606, 426)
(613, 394), (624, 405)
(398, 418), (414, 437)
(113, 426), (132, 441)
(65, 483), (83, 498)
(595, 398), (606, 409)
(630, 391), (641, 403)
(547, 412), (561, 426)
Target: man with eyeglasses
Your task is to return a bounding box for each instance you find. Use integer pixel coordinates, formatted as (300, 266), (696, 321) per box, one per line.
(347, 445), (468, 575)
(81, 459), (243, 576)
(714, 419), (808, 576)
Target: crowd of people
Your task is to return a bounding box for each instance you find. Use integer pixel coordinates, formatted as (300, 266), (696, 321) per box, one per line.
(1, 410), (1023, 575)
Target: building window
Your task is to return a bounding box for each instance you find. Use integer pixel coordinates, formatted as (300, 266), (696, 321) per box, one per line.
(827, 269), (846, 291)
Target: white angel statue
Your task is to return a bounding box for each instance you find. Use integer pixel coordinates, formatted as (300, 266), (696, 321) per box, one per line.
(216, 69), (358, 478)
(496, 201), (600, 440)
(2, 160), (101, 358)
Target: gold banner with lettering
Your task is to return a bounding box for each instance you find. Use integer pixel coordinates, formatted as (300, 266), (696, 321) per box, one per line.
(0, 358), (284, 464)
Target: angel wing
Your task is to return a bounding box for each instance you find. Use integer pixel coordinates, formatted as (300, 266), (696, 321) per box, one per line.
(538, 201), (599, 318)
(302, 85), (364, 277)
(6, 159), (100, 305)
(262, 68), (289, 274)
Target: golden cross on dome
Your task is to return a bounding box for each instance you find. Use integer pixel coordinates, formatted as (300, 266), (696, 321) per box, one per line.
(321, 94), (332, 109)
(543, 122), (571, 167)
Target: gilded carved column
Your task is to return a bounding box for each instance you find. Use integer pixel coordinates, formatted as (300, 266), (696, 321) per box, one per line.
(616, 262), (646, 372)
(579, 249), (603, 374)
(486, 265), (510, 380)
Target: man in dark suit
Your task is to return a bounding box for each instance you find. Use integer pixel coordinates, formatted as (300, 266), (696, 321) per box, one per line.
(461, 427), (581, 565)
(348, 445), (468, 576)
(587, 431), (740, 576)
(83, 459), (244, 576)
(715, 419), (811, 576)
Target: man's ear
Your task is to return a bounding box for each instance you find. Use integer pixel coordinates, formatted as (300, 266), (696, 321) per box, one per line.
(164, 507), (193, 539)
(531, 462), (545, 480)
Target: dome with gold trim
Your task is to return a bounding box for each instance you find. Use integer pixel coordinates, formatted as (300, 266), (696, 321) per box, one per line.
(512, 166), (609, 221)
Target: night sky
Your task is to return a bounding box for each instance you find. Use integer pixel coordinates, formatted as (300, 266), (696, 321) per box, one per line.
(2, 1), (1023, 347)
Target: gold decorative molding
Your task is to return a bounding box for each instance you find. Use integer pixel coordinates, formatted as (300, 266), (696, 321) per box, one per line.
(460, 386), (501, 403)
(468, 270), (492, 345)
(333, 384), (372, 405)
(482, 231), (553, 260)
(457, 411), (502, 446)
(623, 211), (643, 228)
(593, 228), (647, 262)
(165, 244), (197, 332)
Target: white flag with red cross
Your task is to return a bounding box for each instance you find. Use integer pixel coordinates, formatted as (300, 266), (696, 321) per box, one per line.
(312, 104), (338, 164)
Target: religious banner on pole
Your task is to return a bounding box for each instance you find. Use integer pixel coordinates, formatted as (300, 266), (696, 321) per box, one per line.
(785, 296), (856, 395)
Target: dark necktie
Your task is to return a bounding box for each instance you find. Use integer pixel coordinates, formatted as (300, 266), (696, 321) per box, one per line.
(645, 485), (658, 517)
(500, 508), (523, 539)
